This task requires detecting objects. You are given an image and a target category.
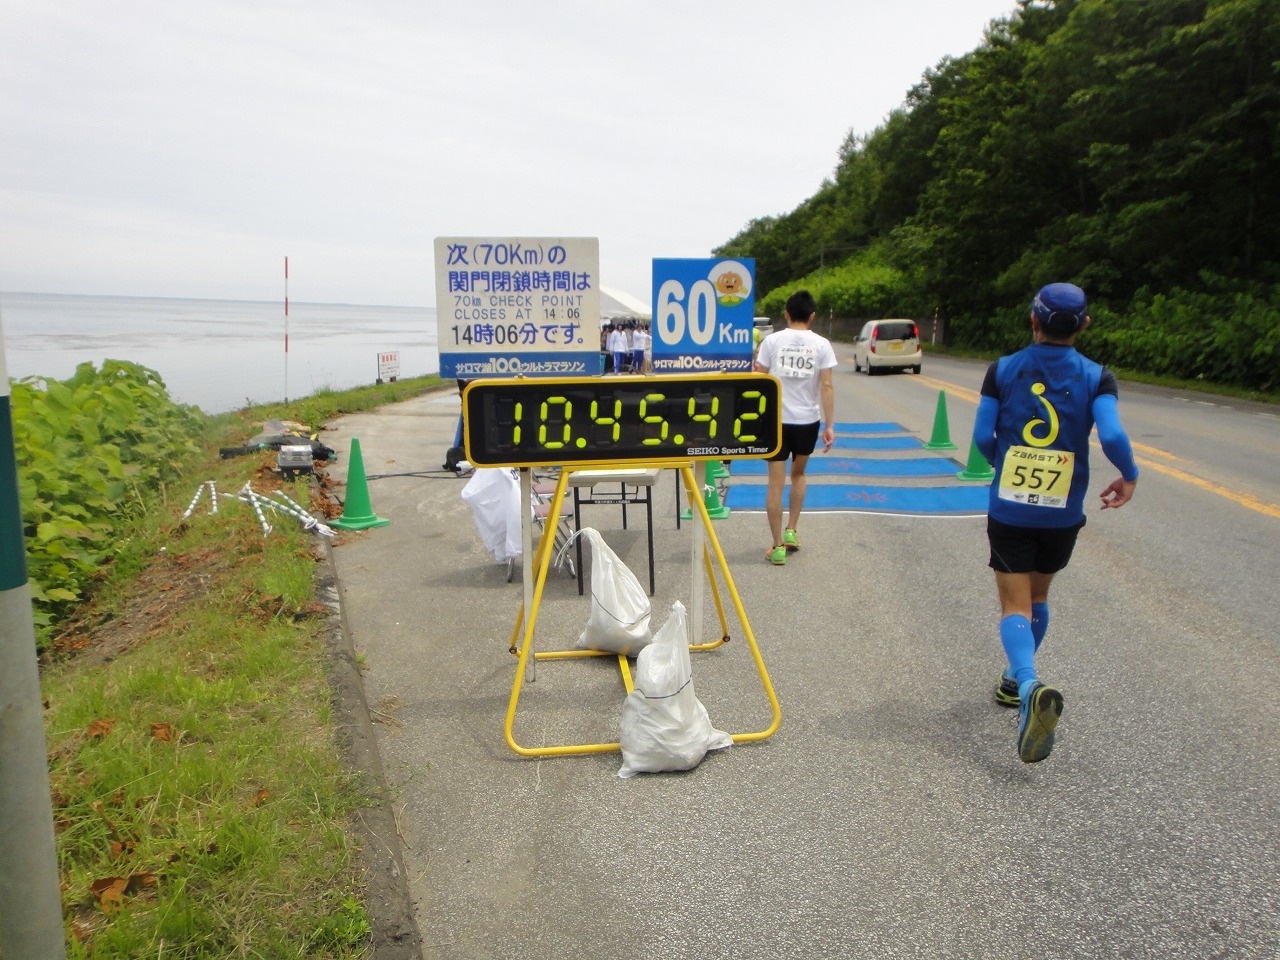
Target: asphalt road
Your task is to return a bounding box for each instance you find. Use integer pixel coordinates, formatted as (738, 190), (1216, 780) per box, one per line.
(325, 353), (1279, 960)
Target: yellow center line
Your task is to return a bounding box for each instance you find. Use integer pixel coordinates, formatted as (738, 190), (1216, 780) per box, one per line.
(1129, 440), (1188, 463)
(902, 372), (1279, 520)
(912, 372), (982, 405)
(1125, 456), (1280, 518)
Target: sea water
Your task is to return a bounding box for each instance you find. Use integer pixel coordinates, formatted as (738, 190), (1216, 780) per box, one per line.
(0, 292), (440, 415)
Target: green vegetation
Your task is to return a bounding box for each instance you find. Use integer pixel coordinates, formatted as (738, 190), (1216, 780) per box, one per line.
(720, 0), (1280, 393)
(10, 361), (204, 636)
(16, 363), (443, 957)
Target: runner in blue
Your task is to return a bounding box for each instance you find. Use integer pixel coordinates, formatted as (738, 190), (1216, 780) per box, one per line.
(972, 283), (1139, 763)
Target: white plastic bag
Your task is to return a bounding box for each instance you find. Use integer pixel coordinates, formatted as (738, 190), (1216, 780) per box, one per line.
(460, 468), (522, 562)
(618, 601), (732, 778)
(568, 528), (652, 656)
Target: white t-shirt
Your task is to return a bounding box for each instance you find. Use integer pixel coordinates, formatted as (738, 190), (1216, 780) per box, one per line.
(756, 327), (838, 424)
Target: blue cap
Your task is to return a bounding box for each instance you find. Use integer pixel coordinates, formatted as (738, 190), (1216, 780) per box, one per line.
(1032, 283), (1088, 336)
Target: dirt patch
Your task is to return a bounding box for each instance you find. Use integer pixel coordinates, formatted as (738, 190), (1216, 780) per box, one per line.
(43, 545), (228, 667)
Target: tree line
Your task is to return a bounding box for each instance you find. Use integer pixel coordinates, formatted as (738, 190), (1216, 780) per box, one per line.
(715, 0), (1279, 392)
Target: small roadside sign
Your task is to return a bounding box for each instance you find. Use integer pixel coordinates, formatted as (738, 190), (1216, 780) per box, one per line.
(435, 237), (602, 379)
(650, 258), (756, 373)
(377, 351), (400, 384)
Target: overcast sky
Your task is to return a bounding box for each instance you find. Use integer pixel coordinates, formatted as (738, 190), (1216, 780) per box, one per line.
(0, 1), (1017, 308)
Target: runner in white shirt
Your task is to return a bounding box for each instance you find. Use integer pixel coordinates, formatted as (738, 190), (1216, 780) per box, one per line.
(753, 289), (838, 566)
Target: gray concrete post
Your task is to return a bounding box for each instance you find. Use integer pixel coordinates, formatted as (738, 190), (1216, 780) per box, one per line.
(0, 314), (67, 958)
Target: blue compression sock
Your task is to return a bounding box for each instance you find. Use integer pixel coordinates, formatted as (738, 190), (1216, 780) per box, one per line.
(1000, 615), (1037, 688)
(1031, 602), (1049, 652)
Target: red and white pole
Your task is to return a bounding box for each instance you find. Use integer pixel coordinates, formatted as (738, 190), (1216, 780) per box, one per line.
(284, 256), (290, 404)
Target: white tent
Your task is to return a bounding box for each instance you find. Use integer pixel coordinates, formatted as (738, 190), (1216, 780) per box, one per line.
(600, 285), (650, 321)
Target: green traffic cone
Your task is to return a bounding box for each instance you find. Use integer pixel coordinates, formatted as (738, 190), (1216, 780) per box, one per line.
(331, 437), (390, 530)
(700, 481), (731, 520)
(956, 439), (995, 481)
(682, 463), (727, 520)
(681, 481), (731, 521)
(923, 390), (958, 450)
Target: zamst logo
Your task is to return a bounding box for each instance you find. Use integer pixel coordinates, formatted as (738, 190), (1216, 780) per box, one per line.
(1010, 447), (1069, 465)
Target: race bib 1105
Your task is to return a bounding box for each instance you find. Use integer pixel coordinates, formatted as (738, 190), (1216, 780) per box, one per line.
(774, 344), (817, 378)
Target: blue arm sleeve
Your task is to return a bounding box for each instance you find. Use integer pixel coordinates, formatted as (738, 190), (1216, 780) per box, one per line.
(1092, 394), (1139, 482)
(973, 395), (999, 465)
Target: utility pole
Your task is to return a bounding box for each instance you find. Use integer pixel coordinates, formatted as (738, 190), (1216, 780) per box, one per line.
(0, 310), (68, 958)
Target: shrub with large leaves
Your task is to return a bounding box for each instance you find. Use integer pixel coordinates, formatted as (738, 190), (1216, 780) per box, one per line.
(9, 360), (204, 637)
(1078, 277), (1280, 393)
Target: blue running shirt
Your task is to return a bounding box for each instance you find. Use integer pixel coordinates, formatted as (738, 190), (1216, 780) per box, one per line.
(977, 343), (1116, 527)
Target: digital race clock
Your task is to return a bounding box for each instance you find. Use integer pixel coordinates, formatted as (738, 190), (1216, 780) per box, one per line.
(462, 374), (782, 467)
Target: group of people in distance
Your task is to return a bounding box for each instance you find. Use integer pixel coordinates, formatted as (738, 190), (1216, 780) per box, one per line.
(603, 320), (650, 374)
(757, 284), (1139, 766)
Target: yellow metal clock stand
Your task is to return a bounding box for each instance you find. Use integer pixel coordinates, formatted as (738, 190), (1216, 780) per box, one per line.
(501, 460), (781, 758)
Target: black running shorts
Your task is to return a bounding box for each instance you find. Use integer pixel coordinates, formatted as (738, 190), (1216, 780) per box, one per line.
(768, 421), (821, 462)
(987, 516), (1085, 574)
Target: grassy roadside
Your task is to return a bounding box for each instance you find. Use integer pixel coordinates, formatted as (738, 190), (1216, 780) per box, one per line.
(37, 375), (442, 958)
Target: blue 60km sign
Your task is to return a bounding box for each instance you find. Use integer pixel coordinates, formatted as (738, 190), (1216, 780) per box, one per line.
(650, 258), (756, 373)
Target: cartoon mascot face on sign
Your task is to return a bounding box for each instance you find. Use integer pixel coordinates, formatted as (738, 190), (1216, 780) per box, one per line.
(708, 260), (753, 307)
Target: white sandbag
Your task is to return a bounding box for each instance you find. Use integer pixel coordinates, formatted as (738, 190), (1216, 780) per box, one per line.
(460, 468), (522, 562)
(618, 601), (732, 778)
(569, 528), (652, 656)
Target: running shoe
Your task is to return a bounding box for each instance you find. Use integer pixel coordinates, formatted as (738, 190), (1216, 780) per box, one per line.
(766, 545), (787, 566)
(1017, 682), (1064, 764)
(782, 528), (801, 551)
(995, 672), (1020, 708)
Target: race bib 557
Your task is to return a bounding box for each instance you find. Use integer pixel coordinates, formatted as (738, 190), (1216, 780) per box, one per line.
(998, 446), (1074, 508)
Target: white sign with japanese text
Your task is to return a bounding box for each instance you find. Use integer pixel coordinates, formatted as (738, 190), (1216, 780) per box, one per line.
(434, 237), (602, 379)
(377, 351), (400, 383)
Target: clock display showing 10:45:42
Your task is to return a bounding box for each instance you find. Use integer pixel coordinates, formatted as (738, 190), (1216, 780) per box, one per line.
(462, 374), (782, 468)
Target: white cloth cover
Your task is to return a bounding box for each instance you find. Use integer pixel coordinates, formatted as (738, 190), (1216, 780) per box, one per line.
(460, 468), (522, 562)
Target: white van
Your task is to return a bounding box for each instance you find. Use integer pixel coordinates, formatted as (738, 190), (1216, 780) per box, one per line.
(852, 319), (922, 374)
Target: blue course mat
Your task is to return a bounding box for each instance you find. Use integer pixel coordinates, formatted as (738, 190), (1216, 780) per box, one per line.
(730, 457), (962, 478)
(830, 435), (923, 451)
(724, 483), (989, 514)
(832, 421), (907, 434)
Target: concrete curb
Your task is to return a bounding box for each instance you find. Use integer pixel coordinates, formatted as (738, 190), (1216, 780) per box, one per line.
(315, 538), (424, 959)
